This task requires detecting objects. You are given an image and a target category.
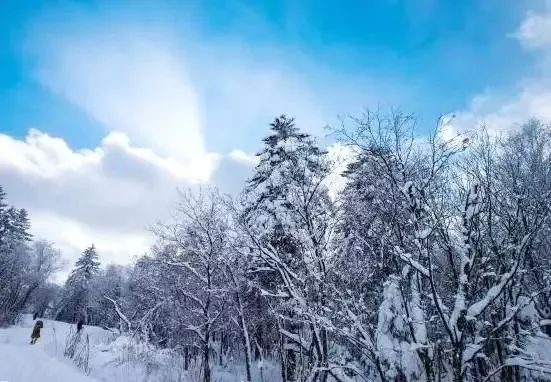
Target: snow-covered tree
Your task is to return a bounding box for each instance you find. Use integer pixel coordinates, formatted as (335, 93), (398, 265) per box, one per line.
(337, 111), (551, 381)
(93, 264), (130, 329)
(238, 115), (339, 381)
(153, 189), (232, 382)
(376, 275), (423, 382)
(0, 186), (36, 325)
(57, 245), (101, 324)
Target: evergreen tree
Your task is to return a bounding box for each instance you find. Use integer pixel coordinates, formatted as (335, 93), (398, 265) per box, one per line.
(0, 185), (6, 209)
(0, 186), (35, 325)
(334, 150), (406, 327)
(15, 209), (32, 242)
(245, 115), (328, 221)
(242, 115), (333, 381)
(0, 186), (9, 246)
(57, 245), (100, 323)
(72, 245), (101, 282)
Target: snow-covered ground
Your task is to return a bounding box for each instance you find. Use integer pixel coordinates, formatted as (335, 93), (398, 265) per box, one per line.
(0, 315), (280, 382)
(0, 315), (101, 381)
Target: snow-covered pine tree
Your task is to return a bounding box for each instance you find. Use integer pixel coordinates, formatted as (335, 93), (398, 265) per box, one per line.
(57, 245), (100, 324)
(335, 148), (404, 323)
(0, 186), (36, 325)
(13, 208), (32, 242)
(245, 115), (318, 216)
(243, 115), (309, 382)
(1, 206), (32, 250)
(240, 115), (336, 381)
(0, 186), (7, 246)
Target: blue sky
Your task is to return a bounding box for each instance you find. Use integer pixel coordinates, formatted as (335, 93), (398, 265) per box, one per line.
(1, 0), (551, 266)
(0, 0), (537, 151)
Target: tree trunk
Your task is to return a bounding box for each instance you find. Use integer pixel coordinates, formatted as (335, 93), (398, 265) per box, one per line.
(219, 333), (224, 366)
(279, 329), (288, 382)
(239, 310), (253, 381)
(203, 337), (211, 382)
(184, 347), (189, 370)
(321, 327), (329, 382)
(285, 345), (297, 382)
(452, 349), (463, 382)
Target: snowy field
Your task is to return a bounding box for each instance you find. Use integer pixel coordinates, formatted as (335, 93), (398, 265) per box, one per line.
(0, 315), (280, 382)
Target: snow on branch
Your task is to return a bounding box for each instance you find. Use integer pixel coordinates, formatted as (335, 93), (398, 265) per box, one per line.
(259, 288), (290, 298)
(162, 260), (208, 285)
(394, 247), (429, 277)
(104, 295), (132, 331)
(279, 328), (310, 352)
(467, 234), (531, 319)
(466, 271), (513, 319)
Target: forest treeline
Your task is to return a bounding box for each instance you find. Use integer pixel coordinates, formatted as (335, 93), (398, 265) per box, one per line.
(2, 111), (551, 382)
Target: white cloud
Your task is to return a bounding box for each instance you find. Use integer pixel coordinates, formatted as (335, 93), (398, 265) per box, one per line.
(30, 211), (150, 282)
(515, 11), (551, 49)
(0, 129), (244, 270)
(452, 8), (551, 135)
(0, 129), (101, 178)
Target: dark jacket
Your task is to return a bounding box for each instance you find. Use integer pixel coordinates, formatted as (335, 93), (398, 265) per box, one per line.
(31, 320), (43, 339)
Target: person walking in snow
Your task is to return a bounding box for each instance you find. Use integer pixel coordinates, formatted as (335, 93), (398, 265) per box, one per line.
(30, 320), (43, 344)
